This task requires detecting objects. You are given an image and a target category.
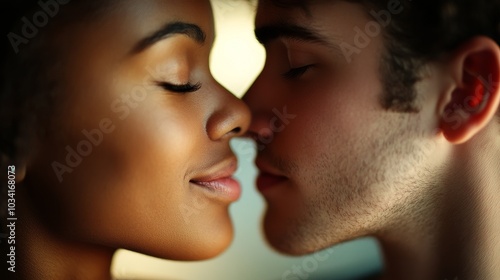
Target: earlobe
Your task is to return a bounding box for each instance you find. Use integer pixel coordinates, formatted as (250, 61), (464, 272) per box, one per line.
(15, 164), (27, 184)
(3, 154), (27, 184)
(439, 36), (500, 144)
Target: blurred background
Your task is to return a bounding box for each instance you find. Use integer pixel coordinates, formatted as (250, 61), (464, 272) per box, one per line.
(111, 1), (383, 279)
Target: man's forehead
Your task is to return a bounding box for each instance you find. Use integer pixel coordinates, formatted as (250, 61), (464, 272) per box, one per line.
(256, 0), (338, 14)
(254, 1), (379, 60)
(255, 0), (347, 25)
(255, 0), (311, 27)
(253, 4), (346, 55)
(259, 0), (329, 9)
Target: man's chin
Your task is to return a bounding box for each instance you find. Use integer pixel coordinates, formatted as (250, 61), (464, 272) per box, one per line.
(263, 212), (321, 256)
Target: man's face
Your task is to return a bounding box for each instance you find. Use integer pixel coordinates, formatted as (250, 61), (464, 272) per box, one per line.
(244, 0), (439, 254)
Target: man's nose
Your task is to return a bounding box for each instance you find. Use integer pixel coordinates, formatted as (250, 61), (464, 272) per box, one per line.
(242, 80), (291, 142)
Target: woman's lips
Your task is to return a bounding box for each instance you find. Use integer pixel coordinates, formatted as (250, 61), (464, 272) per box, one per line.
(257, 172), (288, 192)
(190, 158), (241, 201)
(190, 177), (241, 201)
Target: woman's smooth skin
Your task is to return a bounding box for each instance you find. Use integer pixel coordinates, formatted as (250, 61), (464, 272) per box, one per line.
(17, 0), (250, 278)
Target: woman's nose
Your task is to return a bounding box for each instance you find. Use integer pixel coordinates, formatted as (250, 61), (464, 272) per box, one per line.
(206, 84), (251, 141)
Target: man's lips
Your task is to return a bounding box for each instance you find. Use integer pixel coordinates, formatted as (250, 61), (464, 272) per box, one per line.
(255, 159), (288, 192)
(257, 172), (288, 192)
(190, 158), (241, 201)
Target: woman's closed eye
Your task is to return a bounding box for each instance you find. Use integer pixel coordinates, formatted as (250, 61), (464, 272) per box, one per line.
(157, 81), (202, 93)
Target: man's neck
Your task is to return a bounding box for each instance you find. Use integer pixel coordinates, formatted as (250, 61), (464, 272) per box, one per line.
(377, 141), (500, 280)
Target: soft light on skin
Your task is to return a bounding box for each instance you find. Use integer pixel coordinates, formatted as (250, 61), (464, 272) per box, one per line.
(244, 1), (500, 279)
(112, 1), (268, 279)
(17, 0), (251, 278)
(245, 0), (435, 254)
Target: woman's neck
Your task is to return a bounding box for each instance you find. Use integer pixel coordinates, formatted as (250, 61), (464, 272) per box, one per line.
(18, 189), (115, 280)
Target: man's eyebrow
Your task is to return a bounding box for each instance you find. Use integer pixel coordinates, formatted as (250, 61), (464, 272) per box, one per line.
(132, 21), (206, 53)
(254, 23), (331, 47)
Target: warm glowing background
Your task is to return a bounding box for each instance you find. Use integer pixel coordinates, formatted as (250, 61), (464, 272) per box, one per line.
(111, 1), (383, 279)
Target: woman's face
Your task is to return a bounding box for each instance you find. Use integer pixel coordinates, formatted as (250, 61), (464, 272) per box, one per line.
(26, 0), (250, 260)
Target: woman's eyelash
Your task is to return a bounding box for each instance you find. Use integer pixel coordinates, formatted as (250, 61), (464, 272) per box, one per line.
(157, 81), (202, 93)
(282, 65), (313, 79)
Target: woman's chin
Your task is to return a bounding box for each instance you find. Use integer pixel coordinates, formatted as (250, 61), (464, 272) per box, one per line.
(179, 223), (235, 260)
(135, 219), (235, 261)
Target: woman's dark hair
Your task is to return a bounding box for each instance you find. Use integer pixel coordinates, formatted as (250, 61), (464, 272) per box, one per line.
(0, 0), (115, 241)
(1, 1), (45, 167)
(1, 0), (117, 168)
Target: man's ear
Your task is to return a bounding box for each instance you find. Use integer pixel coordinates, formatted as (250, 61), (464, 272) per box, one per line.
(439, 36), (500, 144)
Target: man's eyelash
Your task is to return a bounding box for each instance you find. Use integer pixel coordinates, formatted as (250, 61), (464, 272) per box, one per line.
(157, 81), (202, 93)
(282, 65), (313, 79)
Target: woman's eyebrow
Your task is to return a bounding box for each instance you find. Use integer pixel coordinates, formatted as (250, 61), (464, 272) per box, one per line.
(132, 21), (206, 53)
